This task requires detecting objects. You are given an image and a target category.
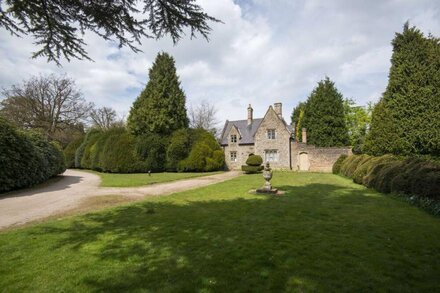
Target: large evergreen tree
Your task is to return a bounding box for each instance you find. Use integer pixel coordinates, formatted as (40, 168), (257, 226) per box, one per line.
(302, 77), (349, 147)
(128, 52), (189, 136)
(364, 23), (440, 156)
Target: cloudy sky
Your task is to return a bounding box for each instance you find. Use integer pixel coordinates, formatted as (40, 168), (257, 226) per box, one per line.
(1, 0), (440, 125)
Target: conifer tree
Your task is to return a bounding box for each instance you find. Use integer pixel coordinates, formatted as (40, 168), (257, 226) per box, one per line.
(364, 23), (440, 156)
(302, 77), (349, 147)
(128, 52), (189, 136)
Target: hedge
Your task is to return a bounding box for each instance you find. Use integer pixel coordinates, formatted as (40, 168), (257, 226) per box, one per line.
(0, 118), (66, 193)
(246, 155), (263, 166)
(241, 165), (264, 174)
(333, 154), (440, 215)
(332, 154), (348, 174)
(64, 136), (84, 168)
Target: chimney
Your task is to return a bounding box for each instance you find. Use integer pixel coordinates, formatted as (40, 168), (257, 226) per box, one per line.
(274, 102), (282, 118)
(247, 104), (253, 125)
(302, 128), (307, 144)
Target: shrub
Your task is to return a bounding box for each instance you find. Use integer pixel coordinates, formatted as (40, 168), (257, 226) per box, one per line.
(75, 129), (101, 168)
(135, 132), (168, 172)
(99, 131), (143, 173)
(63, 136), (84, 168)
(206, 150), (225, 171)
(246, 155), (263, 166)
(178, 142), (213, 172)
(340, 155), (367, 178)
(351, 155), (373, 184)
(0, 118), (65, 193)
(241, 165), (264, 174)
(166, 129), (191, 171)
(362, 155), (399, 188)
(80, 130), (103, 169)
(332, 154), (348, 174)
(373, 160), (405, 193)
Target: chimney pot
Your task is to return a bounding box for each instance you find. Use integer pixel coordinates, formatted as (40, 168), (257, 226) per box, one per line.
(247, 104), (253, 125)
(274, 102), (282, 118)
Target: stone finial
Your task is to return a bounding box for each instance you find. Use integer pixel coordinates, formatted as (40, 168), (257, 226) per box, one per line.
(302, 127), (307, 144)
(274, 102), (282, 118)
(247, 104), (253, 125)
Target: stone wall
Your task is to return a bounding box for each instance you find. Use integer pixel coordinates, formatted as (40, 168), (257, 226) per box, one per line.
(291, 141), (352, 172)
(254, 107), (291, 169)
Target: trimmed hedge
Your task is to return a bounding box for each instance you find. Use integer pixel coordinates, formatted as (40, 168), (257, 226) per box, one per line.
(0, 118), (66, 193)
(64, 136), (84, 168)
(241, 165), (264, 174)
(332, 154), (348, 174)
(246, 155), (263, 166)
(333, 153), (440, 215)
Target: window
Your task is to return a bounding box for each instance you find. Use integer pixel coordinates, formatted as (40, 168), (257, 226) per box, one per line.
(265, 150), (278, 162)
(230, 134), (237, 143)
(267, 129), (276, 139)
(230, 151), (237, 162)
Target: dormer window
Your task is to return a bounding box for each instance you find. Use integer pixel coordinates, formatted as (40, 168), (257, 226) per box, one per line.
(267, 129), (276, 139)
(231, 134), (237, 143)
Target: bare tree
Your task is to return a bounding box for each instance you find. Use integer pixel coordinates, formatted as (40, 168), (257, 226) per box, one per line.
(0, 0), (220, 64)
(90, 106), (121, 130)
(0, 74), (92, 140)
(189, 100), (220, 136)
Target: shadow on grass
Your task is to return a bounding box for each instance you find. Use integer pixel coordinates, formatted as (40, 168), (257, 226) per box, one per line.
(32, 183), (440, 292)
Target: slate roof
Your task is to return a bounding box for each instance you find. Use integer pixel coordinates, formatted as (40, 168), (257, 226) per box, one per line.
(220, 118), (263, 145)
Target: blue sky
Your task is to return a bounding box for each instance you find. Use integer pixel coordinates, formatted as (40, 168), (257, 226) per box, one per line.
(1, 0), (439, 124)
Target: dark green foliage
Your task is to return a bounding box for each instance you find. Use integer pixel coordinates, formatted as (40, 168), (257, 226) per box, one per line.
(128, 52), (189, 136)
(1, 0), (219, 64)
(75, 129), (101, 168)
(351, 155), (374, 184)
(302, 77), (349, 147)
(241, 165), (264, 174)
(99, 132), (144, 173)
(362, 155), (399, 188)
(332, 154), (348, 174)
(90, 128), (126, 171)
(339, 155), (366, 178)
(177, 129), (223, 172)
(80, 131), (104, 169)
(135, 133), (168, 172)
(0, 118), (65, 193)
(373, 160), (405, 193)
(64, 136), (85, 168)
(246, 155), (263, 167)
(166, 129), (191, 171)
(364, 23), (440, 156)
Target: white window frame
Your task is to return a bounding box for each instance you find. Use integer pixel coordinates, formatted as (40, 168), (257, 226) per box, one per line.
(230, 151), (237, 162)
(265, 149), (279, 162)
(231, 134), (237, 143)
(267, 129), (276, 139)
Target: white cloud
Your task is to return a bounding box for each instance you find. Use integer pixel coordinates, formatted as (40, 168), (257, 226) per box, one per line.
(1, 0), (440, 124)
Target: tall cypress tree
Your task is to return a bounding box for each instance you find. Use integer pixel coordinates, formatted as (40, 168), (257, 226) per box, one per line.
(364, 23), (440, 156)
(128, 52), (189, 136)
(302, 77), (349, 147)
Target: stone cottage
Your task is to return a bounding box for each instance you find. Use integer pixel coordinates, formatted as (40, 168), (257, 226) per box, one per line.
(220, 103), (352, 172)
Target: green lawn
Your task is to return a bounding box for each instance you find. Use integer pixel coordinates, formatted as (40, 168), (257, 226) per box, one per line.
(87, 171), (223, 187)
(1, 172), (439, 292)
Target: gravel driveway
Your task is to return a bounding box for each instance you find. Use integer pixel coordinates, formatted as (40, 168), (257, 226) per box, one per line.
(0, 169), (241, 229)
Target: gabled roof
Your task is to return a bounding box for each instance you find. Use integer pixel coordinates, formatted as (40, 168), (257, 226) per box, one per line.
(220, 118), (263, 145)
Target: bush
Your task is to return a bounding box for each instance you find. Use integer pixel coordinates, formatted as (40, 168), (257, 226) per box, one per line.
(80, 130), (103, 169)
(63, 136), (84, 168)
(332, 154), (348, 174)
(246, 155), (263, 166)
(339, 155), (367, 178)
(351, 155), (373, 184)
(135, 133), (168, 172)
(75, 129), (101, 168)
(206, 150), (225, 172)
(0, 118), (65, 193)
(241, 165), (264, 174)
(166, 129), (191, 171)
(362, 155), (399, 188)
(372, 160), (405, 193)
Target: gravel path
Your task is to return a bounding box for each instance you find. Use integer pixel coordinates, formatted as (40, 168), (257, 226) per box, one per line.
(0, 169), (241, 229)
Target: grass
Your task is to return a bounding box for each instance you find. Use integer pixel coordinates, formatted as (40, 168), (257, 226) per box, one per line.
(0, 172), (439, 292)
(86, 170), (223, 187)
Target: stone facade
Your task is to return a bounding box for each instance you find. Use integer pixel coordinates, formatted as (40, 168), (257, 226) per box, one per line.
(220, 103), (352, 172)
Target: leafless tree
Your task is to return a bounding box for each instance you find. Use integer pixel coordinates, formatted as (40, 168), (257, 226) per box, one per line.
(189, 100), (220, 136)
(90, 106), (119, 130)
(0, 74), (92, 140)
